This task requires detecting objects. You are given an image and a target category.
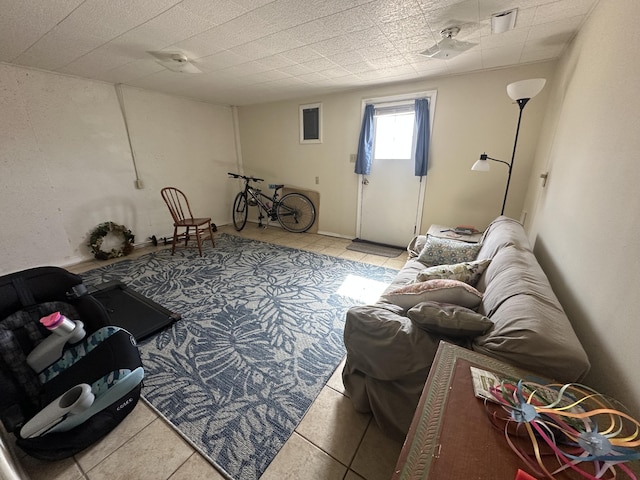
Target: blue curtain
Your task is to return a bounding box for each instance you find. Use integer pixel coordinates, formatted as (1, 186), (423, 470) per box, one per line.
(354, 104), (374, 175)
(413, 98), (430, 176)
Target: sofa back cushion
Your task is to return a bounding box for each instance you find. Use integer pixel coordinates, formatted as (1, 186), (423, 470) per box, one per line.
(477, 216), (531, 261)
(473, 245), (590, 382)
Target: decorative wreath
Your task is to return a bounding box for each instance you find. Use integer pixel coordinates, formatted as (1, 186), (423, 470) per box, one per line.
(89, 222), (135, 260)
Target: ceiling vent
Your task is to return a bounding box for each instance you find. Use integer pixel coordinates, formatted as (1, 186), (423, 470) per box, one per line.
(149, 51), (202, 74)
(491, 9), (518, 34)
(420, 26), (477, 60)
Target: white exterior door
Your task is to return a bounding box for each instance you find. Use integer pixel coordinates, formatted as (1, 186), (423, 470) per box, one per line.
(358, 159), (424, 247)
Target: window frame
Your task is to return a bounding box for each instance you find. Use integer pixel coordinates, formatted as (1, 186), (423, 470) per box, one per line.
(299, 103), (322, 144)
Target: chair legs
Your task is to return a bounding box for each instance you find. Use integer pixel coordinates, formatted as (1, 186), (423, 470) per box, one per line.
(169, 223), (215, 257)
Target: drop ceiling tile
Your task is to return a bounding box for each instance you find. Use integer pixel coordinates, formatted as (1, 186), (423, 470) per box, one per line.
(173, 11), (278, 55)
(480, 28), (530, 49)
(481, 44), (524, 69)
(234, 31), (305, 58)
(445, 49), (483, 73)
(302, 0), (373, 18)
(326, 50), (367, 67)
(14, 29), (108, 71)
(520, 43), (565, 63)
(111, 4), (216, 49)
(98, 60), (166, 83)
(280, 46), (325, 63)
(421, 0), (480, 27)
(319, 66), (353, 78)
(417, 0), (474, 14)
(509, 7), (538, 29)
(179, 0), (248, 26)
(0, 0), (85, 62)
(58, 49), (133, 78)
(296, 71), (330, 83)
(358, 42), (402, 62)
(251, 0), (319, 30)
(393, 35), (431, 54)
(256, 54), (297, 69)
(54, 0), (183, 41)
(196, 50), (250, 72)
(300, 57), (340, 73)
(526, 15), (584, 40)
(278, 64), (314, 76)
(366, 0), (424, 24)
(219, 61), (275, 78)
(376, 14), (431, 44)
(532, 0), (597, 25)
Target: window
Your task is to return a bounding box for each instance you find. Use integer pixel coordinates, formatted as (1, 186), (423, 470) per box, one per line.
(299, 103), (322, 143)
(373, 103), (415, 160)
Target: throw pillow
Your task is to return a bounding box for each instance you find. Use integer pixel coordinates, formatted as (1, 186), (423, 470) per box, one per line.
(407, 301), (493, 337)
(381, 279), (483, 310)
(416, 259), (491, 286)
(416, 236), (481, 267)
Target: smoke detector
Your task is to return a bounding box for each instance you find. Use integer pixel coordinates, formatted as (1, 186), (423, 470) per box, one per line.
(419, 26), (477, 59)
(149, 51), (202, 74)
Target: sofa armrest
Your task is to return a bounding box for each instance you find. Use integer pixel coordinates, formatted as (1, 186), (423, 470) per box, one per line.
(407, 235), (427, 258)
(343, 304), (447, 381)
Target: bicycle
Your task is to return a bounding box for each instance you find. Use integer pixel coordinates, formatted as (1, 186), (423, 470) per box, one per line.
(227, 173), (316, 233)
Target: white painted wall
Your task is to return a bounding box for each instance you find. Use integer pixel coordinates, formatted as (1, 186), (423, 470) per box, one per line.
(0, 65), (238, 275)
(237, 62), (555, 238)
(523, 0), (640, 416)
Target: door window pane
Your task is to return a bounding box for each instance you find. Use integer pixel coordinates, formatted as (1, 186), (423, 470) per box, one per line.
(373, 111), (415, 160)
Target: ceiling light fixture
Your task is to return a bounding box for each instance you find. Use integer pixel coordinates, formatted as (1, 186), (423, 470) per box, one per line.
(149, 51), (202, 74)
(419, 26), (477, 60)
(491, 9), (518, 34)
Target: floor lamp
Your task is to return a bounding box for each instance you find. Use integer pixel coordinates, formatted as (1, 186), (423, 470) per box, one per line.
(472, 78), (546, 216)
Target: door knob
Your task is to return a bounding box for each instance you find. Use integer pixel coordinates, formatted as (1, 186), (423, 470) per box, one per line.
(363, 178), (369, 185)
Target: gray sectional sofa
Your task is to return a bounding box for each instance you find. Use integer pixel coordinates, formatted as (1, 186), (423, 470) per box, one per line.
(342, 216), (590, 441)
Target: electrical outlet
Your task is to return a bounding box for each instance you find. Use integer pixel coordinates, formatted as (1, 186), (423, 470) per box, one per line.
(315, 176), (319, 185)
(349, 154), (357, 163)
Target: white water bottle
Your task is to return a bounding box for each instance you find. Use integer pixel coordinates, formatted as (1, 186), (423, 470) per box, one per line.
(26, 312), (86, 373)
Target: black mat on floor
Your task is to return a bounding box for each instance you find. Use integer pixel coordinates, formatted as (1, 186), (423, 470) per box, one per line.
(90, 280), (180, 341)
(346, 239), (404, 258)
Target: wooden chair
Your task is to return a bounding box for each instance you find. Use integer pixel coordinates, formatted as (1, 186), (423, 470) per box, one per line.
(161, 187), (215, 256)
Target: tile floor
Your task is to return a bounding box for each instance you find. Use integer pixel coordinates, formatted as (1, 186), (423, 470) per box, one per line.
(11, 223), (410, 480)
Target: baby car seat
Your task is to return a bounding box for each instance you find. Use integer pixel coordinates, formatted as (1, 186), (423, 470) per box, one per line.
(0, 266), (144, 460)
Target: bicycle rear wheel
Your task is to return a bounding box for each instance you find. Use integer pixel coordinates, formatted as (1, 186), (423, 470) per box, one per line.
(276, 193), (316, 233)
(232, 192), (248, 231)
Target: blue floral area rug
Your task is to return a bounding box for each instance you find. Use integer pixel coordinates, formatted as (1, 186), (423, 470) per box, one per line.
(81, 233), (398, 480)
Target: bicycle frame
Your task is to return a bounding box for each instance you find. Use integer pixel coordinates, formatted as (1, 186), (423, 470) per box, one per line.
(245, 184), (279, 221)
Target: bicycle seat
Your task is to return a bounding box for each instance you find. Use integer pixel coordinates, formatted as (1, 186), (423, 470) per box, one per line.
(269, 184), (284, 190)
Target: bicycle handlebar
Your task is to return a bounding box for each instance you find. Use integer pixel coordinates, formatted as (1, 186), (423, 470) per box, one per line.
(228, 172), (264, 183)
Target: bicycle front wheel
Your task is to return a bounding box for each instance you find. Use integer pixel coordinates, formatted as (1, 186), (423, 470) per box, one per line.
(232, 192), (248, 231)
(276, 193), (316, 233)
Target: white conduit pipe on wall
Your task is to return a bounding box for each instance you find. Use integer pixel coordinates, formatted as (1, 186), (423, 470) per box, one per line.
(115, 83), (143, 189)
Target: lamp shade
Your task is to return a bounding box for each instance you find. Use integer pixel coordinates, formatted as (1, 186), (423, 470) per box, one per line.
(507, 78), (546, 101)
(471, 159), (490, 171)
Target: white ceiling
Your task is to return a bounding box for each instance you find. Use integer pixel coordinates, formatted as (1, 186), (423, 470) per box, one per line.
(1, 0), (598, 106)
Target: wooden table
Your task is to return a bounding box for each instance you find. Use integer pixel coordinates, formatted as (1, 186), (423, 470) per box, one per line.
(392, 342), (640, 479)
